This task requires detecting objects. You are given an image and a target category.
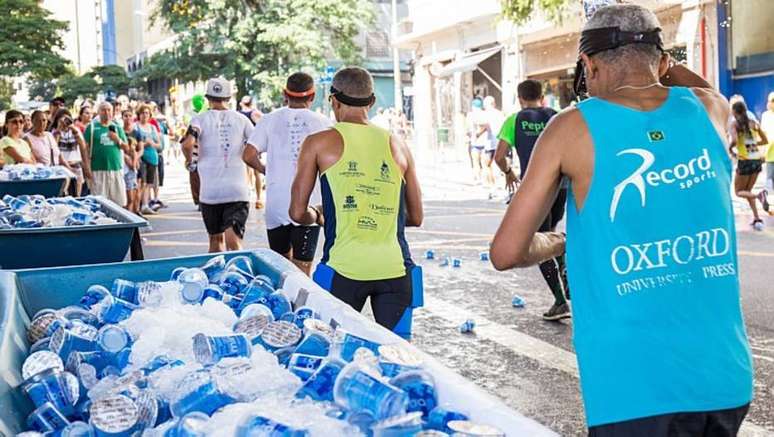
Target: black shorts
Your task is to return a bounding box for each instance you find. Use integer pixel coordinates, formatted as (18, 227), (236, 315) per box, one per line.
(539, 188), (567, 232)
(331, 272), (412, 330)
(200, 201), (249, 238)
(267, 224), (321, 262)
(138, 161), (157, 184)
(588, 403), (749, 437)
(737, 159), (762, 176)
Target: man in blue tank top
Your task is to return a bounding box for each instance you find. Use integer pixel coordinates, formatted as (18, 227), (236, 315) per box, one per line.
(490, 4), (753, 436)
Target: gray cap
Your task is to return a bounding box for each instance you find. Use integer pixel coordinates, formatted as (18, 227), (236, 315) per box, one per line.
(205, 77), (232, 99)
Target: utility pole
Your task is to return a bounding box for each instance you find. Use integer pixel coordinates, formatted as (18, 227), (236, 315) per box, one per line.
(391, 0), (401, 112)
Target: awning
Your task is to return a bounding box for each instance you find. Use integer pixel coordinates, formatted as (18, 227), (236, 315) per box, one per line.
(437, 46), (502, 77)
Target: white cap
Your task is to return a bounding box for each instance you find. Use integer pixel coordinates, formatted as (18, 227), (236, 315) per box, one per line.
(205, 77), (232, 100)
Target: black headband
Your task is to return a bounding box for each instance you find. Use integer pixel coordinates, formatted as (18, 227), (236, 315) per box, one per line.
(329, 86), (375, 107)
(579, 26), (664, 57)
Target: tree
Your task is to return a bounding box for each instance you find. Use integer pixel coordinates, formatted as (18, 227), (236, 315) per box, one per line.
(0, 78), (14, 110)
(146, 0), (375, 106)
(500, 0), (572, 23)
(89, 65), (131, 96)
(27, 77), (57, 102)
(0, 0), (70, 79)
(58, 73), (98, 104)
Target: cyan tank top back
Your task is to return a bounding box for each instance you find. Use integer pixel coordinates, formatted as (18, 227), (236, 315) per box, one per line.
(568, 87), (753, 426)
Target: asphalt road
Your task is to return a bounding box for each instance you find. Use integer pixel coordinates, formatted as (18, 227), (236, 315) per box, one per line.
(141, 157), (774, 436)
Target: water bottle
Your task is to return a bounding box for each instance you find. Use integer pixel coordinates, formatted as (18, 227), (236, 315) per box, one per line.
(333, 362), (409, 420)
(170, 371), (231, 417)
(22, 369), (77, 413)
(178, 268), (209, 304)
(425, 250), (435, 260)
(292, 306), (320, 329)
(202, 284), (224, 302)
(295, 329), (331, 358)
(192, 333), (252, 365)
(89, 394), (140, 437)
(97, 325), (132, 354)
(218, 271), (249, 296)
(390, 370), (438, 418)
(26, 402), (70, 433)
(452, 258), (462, 268)
(458, 319), (475, 334)
(233, 313), (273, 344)
(200, 255), (226, 282)
(331, 331), (382, 362)
(49, 324), (98, 361)
(27, 310), (67, 344)
(256, 321), (302, 352)
(295, 359), (345, 402)
(238, 277), (275, 309)
(99, 297), (139, 324)
(234, 415), (307, 437)
(22, 351), (65, 381)
(265, 292), (292, 320)
(479, 252), (489, 261)
(426, 407), (469, 433)
(370, 411), (423, 437)
(287, 354), (324, 381)
(224, 255), (254, 279)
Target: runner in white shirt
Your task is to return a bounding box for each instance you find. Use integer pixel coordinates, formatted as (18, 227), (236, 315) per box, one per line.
(181, 78), (254, 252)
(243, 72), (332, 274)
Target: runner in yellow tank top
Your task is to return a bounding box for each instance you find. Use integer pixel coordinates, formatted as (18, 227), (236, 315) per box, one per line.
(290, 67), (423, 330)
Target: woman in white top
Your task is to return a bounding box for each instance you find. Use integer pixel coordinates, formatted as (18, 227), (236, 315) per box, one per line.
(24, 110), (68, 167)
(52, 109), (91, 196)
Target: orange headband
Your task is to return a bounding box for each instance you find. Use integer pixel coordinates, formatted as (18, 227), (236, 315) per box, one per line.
(284, 87), (316, 98)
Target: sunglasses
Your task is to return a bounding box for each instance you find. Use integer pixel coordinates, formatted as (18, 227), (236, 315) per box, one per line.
(7, 119), (24, 125)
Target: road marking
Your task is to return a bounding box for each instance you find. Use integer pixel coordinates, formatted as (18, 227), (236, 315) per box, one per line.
(738, 250), (774, 258)
(420, 295), (774, 436)
(144, 240), (209, 247)
(411, 237), (491, 247)
(407, 229), (492, 238)
(142, 229), (201, 237)
(424, 212), (503, 220)
(753, 354), (774, 363)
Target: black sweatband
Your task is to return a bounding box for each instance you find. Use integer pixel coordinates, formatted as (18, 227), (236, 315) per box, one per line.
(579, 26), (664, 57)
(329, 86), (375, 107)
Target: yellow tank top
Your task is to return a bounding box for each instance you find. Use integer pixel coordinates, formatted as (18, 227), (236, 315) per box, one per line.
(736, 129), (761, 160)
(319, 122), (410, 281)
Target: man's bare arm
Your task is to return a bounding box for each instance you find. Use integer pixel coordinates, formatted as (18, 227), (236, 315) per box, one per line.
(289, 136), (322, 225)
(494, 139), (511, 174)
(243, 145), (265, 173)
(490, 111), (571, 270)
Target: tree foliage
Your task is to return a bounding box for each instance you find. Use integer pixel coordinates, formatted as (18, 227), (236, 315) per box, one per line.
(500, 0), (572, 23)
(0, 0), (70, 79)
(0, 78), (14, 110)
(143, 0), (375, 106)
(27, 65), (131, 104)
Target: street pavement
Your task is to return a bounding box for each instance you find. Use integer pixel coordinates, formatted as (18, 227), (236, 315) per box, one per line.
(141, 153), (774, 436)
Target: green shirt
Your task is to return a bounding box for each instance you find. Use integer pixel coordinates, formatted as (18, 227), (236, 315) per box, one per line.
(84, 121), (127, 171)
(0, 136), (33, 165)
(497, 113), (518, 147)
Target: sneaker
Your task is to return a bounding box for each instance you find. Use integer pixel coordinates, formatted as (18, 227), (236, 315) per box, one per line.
(758, 190), (770, 212)
(542, 303), (571, 321)
(150, 202), (162, 212)
(141, 207), (157, 215)
(752, 219), (765, 231)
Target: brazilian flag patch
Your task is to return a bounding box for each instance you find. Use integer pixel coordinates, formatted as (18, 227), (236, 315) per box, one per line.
(648, 130), (665, 142)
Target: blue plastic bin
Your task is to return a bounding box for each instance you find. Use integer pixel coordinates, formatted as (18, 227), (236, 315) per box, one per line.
(0, 176), (69, 198)
(0, 249), (294, 435)
(0, 196), (147, 269)
(312, 263), (424, 340)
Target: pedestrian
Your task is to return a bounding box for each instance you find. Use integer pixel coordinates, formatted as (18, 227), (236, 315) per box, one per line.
(729, 100), (769, 229)
(761, 91), (774, 196)
(24, 110), (67, 169)
(239, 95), (265, 210)
(180, 78), (254, 253)
(22, 113), (32, 133)
(83, 102), (130, 206)
(133, 103), (162, 215)
(46, 97), (65, 131)
(1, 110), (35, 165)
(75, 105), (92, 134)
(482, 96), (504, 187)
(289, 67), (423, 330)
(52, 109), (90, 196)
(491, 4), (753, 435)
(467, 99), (487, 182)
(494, 80), (570, 320)
(243, 72), (332, 275)
(122, 109), (141, 213)
(149, 105), (168, 211)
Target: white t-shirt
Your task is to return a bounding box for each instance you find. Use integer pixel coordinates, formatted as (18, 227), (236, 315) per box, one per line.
(191, 110), (254, 204)
(247, 107), (332, 229)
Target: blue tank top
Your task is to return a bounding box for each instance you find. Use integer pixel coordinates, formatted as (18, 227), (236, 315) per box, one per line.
(567, 87), (753, 426)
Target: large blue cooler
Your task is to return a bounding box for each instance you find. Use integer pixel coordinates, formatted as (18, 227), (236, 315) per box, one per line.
(0, 196), (147, 269)
(0, 175), (70, 198)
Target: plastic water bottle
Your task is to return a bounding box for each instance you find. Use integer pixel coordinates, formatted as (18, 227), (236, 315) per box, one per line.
(295, 359), (345, 402)
(479, 252), (489, 261)
(288, 353), (325, 381)
(425, 250), (435, 260)
(177, 268), (209, 304)
(390, 370), (438, 418)
(511, 295), (526, 308)
(224, 255), (254, 280)
(99, 297), (138, 324)
(218, 271), (249, 296)
(333, 362), (409, 420)
(26, 402), (70, 433)
(265, 292), (292, 320)
(97, 325), (132, 354)
(49, 324), (97, 361)
(170, 371), (231, 417)
(199, 255), (226, 282)
(426, 407), (469, 432)
(201, 284), (224, 302)
(192, 333), (252, 365)
(452, 258), (462, 268)
(294, 331), (331, 357)
(332, 331), (382, 362)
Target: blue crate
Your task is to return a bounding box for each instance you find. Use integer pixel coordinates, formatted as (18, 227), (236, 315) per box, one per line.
(0, 196), (147, 269)
(0, 249), (294, 435)
(0, 176), (69, 198)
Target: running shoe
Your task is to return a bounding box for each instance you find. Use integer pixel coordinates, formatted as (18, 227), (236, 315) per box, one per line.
(542, 303), (571, 321)
(758, 190), (770, 213)
(752, 219), (765, 231)
(141, 207), (157, 215)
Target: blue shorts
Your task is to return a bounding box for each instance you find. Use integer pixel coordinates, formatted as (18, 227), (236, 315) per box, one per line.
(124, 169), (138, 190)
